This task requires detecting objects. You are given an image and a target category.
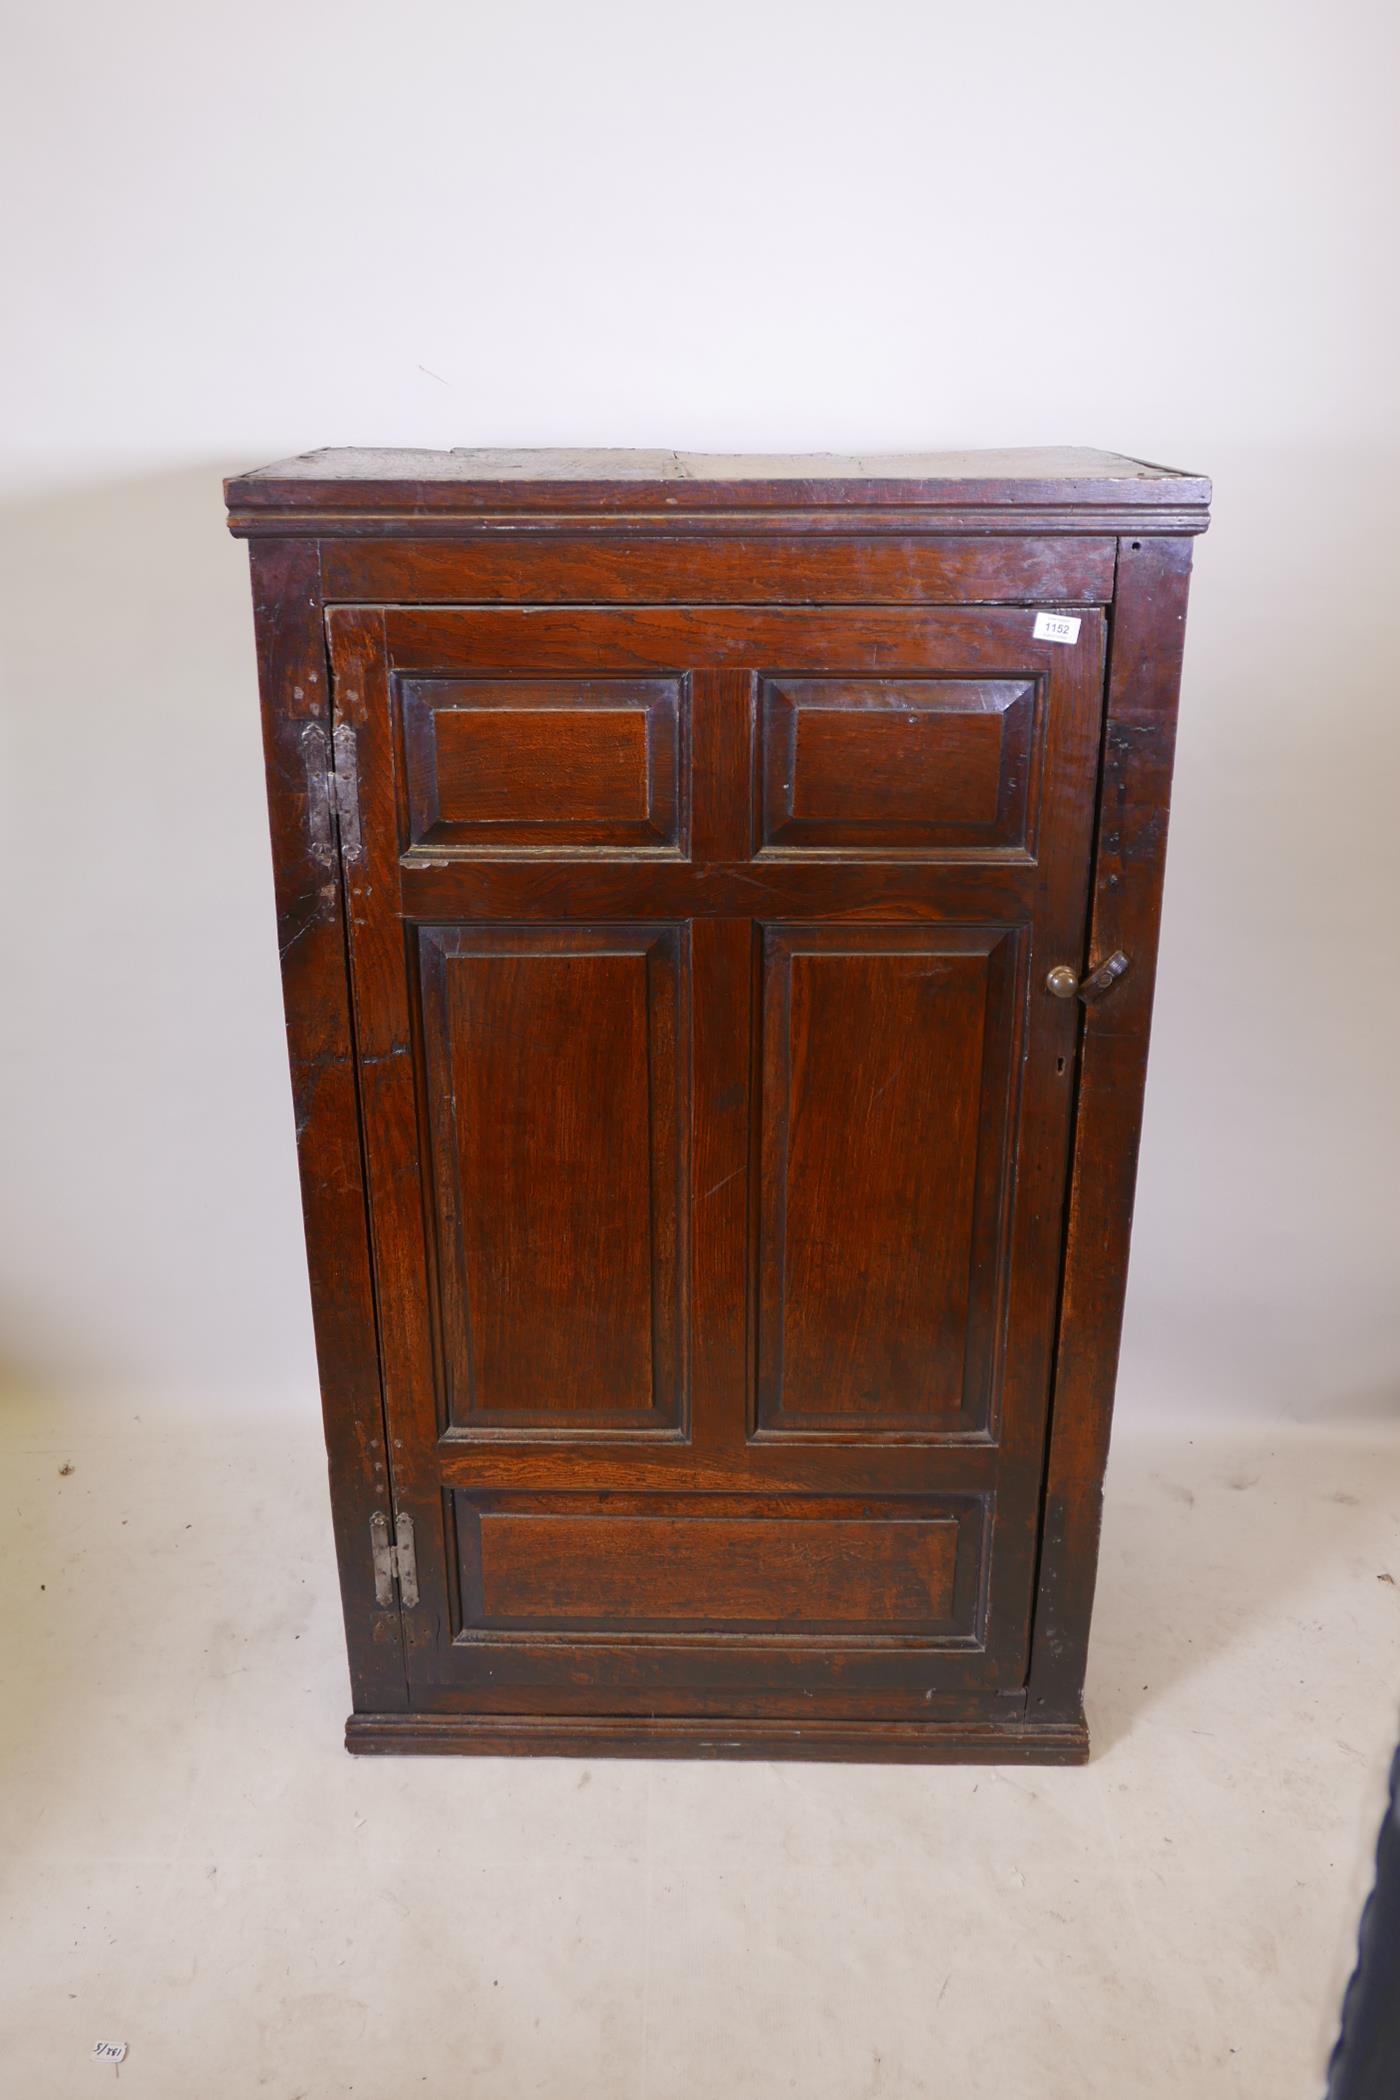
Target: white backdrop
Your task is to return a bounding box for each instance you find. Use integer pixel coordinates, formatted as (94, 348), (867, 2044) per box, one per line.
(2, 0), (1397, 1424)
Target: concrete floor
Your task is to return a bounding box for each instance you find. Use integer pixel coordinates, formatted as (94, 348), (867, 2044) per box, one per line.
(4, 1391), (1398, 2098)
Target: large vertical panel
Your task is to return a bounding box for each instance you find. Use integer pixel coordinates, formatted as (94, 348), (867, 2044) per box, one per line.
(757, 924), (1023, 1436)
(419, 925), (687, 1431)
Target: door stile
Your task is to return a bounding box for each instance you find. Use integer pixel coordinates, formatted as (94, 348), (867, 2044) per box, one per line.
(689, 915), (757, 1463)
(327, 605), (457, 1674)
(687, 666), (762, 1465)
(975, 613), (1107, 1677)
(690, 666), (756, 865)
(1027, 539), (1199, 1723)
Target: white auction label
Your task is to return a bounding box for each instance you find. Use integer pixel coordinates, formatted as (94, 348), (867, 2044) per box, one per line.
(92, 2042), (128, 2065)
(1032, 612), (1082, 645)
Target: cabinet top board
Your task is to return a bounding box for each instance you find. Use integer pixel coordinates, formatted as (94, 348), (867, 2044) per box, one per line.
(226, 447), (1210, 529)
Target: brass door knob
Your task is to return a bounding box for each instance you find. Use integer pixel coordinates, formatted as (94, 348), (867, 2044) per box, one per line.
(1045, 966), (1078, 999)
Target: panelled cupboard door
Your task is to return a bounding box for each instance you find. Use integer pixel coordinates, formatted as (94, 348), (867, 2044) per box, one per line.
(327, 605), (1105, 1721)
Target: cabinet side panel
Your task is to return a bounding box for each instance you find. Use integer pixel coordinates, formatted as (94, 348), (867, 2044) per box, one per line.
(1028, 536), (1196, 1723)
(246, 539), (407, 1711)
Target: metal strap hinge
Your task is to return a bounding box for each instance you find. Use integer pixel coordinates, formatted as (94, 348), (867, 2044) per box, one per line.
(330, 722), (363, 859)
(370, 1511), (418, 1609)
(301, 720), (363, 864)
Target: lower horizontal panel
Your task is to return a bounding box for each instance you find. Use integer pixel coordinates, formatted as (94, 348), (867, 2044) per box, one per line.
(453, 1492), (985, 1640)
(345, 1711), (1091, 1765)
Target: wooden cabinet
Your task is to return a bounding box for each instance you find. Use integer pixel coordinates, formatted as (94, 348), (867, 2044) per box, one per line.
(227, 448), (1210, 1763)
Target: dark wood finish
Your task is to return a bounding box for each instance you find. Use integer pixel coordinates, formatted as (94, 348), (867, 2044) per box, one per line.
(457, 1500), (964, 1634)
(754, 925), (1022, 1435)
(243, 542), (406, 1712)
(418, 925), (685, 1431)
(344, 1712), (1090, 1762)
(228, 448), (1208, 1763)
(321, 536), (1118, 604)
(759, 678), (1037, 854)
(321, 602), (1102, 1714)
(1026, 536), (1198, 1726)
(402, 677), (683, 852)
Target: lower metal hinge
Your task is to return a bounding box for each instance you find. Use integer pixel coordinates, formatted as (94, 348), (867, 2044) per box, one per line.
(370, 1511), (418, 1609)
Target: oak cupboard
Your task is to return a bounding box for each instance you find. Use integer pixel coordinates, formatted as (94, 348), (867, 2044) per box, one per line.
(226, 448), (1210, 1762)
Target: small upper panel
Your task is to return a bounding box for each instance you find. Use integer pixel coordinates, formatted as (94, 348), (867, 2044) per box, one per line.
(226, 446), (1211, 528)
(760, 677), (1037, 856)
(401, 676), (683, 854)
